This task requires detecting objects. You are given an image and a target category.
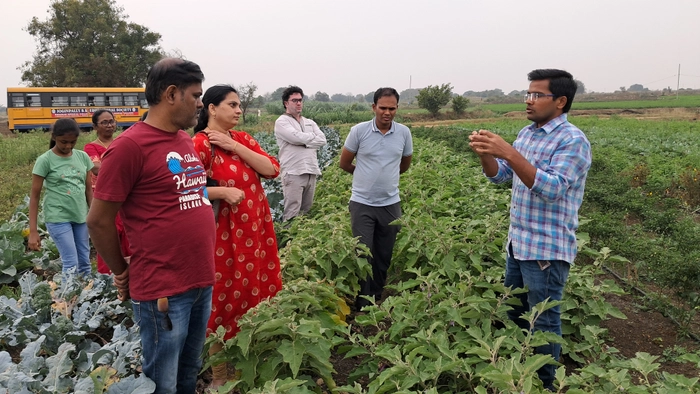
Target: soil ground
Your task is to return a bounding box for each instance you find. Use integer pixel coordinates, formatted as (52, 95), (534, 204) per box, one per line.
(1, 116), (10, 136)
(601, 291), (700, 378)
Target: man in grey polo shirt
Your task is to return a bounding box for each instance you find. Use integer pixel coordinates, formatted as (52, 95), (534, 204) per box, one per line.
(275, 86), (327, 221)
(339, 87), (413, 310)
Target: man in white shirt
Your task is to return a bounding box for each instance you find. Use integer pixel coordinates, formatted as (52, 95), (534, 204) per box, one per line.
(274, 86), (327, 221)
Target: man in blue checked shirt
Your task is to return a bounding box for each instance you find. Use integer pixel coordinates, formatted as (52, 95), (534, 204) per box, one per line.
(469, 69), (591, 391)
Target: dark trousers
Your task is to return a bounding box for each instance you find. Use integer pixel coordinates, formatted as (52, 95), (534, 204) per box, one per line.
(349, 201), (402, 307)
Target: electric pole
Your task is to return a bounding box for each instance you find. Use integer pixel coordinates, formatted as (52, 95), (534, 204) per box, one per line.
(677, 64), (680, 100)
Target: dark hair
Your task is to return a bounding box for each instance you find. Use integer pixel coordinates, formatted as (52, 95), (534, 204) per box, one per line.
(140, 111), (148, 121)
(373, 87), (400, 104)
(282, 86), (304, 109)
(527, 69), (577, 113)
(49, 118), (81, 149)
(145, 58), (205, 106)
(194, 84), (238, 132)
(91, 109), (114, 126)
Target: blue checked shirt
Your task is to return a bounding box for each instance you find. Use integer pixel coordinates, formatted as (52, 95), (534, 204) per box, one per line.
(488, 113), (591, 264)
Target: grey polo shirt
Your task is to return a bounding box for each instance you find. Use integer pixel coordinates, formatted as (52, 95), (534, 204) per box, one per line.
(344, 119), (413, 207)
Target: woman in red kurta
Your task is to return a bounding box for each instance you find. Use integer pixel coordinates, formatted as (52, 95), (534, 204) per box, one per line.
(192, 84), (282, 388)
(83, 109), (131, 274)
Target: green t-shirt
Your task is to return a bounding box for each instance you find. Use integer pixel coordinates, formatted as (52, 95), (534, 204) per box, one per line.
(32, 149), (94, 223)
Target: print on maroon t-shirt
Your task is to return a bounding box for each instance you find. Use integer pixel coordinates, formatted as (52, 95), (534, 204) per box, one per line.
(166, 151), (215, 211)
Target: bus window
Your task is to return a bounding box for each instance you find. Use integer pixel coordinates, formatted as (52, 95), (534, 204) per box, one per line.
(11, 95), (25, 108)
(89, 95), (106, 106)
(106, 94), (122, 106)
(51, 96), (69, 107)
(27, 93), (41, 107)
(138, 92), (149, 108)
(71, 96), (88, 106)
(123, 94), (138, 106)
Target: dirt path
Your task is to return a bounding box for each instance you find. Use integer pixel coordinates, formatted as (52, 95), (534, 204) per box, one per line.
(505, 107), (700, 121)
(0, 116), (10, 136)
(407, 107), (699, 128)
(601, 290), (700, 378)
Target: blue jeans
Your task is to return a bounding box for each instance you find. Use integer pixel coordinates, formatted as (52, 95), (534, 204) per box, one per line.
(505, 250), (570, 390)
(132, 286), (213, 394)
(45, 222), (91, 276)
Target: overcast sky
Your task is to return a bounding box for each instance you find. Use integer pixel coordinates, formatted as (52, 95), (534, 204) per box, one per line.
(1, 0), (699, 105)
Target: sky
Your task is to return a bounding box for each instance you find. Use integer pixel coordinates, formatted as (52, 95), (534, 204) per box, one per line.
(1, 0), (699, 105)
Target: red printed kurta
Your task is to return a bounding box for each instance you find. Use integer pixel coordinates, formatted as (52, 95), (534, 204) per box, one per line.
(193, 130), (282, 340)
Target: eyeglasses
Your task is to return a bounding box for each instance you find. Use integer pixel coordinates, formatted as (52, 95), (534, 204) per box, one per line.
(289, 98), (303, 104)
(524, 93), (556, 102)
(98, 119), (116, 126)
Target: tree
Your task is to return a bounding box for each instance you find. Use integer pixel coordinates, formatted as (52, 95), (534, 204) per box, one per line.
(628, 84), (648, 92)
(451, 95), (469, 115)
(268, 87), (288, 102)
(331, 93), (350, 103)
(399, 88), (420, 105)
(416, 83), (453, 117)
(462, 88), (505, 98)
(20, 0), (162, 87)
(575, 79), (586, 94)
(237, 82), (258, 123)
(314, 91), (330, 102)
(365, 91), (375, 103)
(254, 95), (265, 108)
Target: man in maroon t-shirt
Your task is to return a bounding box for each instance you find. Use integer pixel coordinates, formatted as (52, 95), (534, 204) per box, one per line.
(87, 58), (215, 394)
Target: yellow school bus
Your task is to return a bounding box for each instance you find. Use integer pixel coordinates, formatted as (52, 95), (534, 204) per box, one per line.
(6, 87), (148, 132)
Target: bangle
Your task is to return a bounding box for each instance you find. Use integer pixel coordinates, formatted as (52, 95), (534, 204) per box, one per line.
(233, 141), (239, 153)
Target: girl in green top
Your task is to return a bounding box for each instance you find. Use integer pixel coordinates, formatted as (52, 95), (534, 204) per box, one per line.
(28, 118), (94, 276)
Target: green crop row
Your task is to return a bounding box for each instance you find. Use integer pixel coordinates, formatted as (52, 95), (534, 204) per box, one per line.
(204, 137), (698, 393)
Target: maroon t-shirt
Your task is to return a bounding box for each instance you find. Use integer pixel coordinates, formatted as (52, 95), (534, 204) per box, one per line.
(94, 122), (216, 301)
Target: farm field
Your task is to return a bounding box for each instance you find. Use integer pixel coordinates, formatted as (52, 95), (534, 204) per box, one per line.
(482, 95), (700, 115)
(412, 115), (700, 315)
(1, 108), (700, 392)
